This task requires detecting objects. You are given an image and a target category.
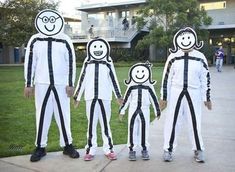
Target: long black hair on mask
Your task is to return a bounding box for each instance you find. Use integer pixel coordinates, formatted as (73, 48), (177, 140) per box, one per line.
(125, 61), (155, 85)
(86, 38), (111, 62)
(169, 27), (203, 53)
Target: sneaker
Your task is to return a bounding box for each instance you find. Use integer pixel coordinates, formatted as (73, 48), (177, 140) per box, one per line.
(163, 151), (173, 162)
(105, 151), (117, 160)
(84, 154), (94, 161)
(141, 150), (150, 160)
(129, 151), (136, 161)
(194, 150), (205, 163)
(63, 144), (80, 158)
(30, 147), (46, 162)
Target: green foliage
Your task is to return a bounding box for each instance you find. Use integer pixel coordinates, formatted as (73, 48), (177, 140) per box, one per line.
(0, 0), (58, 47)
(136, 0), (212, 50)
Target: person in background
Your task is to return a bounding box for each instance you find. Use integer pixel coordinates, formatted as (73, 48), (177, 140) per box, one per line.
(88, 25), (94, 38)
(215, 46), (224, 72)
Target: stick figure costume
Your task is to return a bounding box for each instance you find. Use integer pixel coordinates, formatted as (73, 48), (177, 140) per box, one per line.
(74, 38), (122, 161)
(160, 27), (211, 163)
(119, 62), (161, 161)
(24, 9), (79, 162)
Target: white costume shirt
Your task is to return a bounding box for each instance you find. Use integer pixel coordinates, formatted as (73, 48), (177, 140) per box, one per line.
(74, 59), (121, 101)
(120, 82), (160, 117)
(24, 33), (76, 87)
(160, 49), (210, 102)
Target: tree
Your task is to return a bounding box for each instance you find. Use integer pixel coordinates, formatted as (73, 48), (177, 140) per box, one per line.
(135, 0), (212, 58)
(0, 0), (58, 47)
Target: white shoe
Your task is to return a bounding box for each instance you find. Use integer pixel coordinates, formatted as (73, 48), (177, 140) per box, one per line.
(163, 151), (173, 162)
(194, 150), (205, 163)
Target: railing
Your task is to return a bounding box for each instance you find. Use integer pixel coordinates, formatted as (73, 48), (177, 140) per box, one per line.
(71, 24), (139, 42)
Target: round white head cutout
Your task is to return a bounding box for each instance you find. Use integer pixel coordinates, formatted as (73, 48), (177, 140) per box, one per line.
(170, 27), (203, 53)
(35, 9), (64, 36)
(125, 61), (155, 85)
(87, 38), (110, 61)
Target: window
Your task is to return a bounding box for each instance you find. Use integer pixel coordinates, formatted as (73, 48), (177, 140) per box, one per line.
(200, 1), (226, 10)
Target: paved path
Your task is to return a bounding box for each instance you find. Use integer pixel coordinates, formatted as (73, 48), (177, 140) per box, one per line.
(1, 66), (235, 172)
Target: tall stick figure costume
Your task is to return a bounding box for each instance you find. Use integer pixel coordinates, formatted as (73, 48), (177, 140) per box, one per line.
(119, 62), (161, 161)
(74, 38), (122, 161)
(24, 9), (79, 162)
(160, 27), (212, 163)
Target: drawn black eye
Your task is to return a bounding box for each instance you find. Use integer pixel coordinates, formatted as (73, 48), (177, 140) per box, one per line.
(182, 37), (185, 40)
(142, 70), (144, 73)
(50, 16), (56, 23)
(94, 45), (97, 48)
(41, 16), (49, 23)
(188, 36), (190, 39)
(137, 70), (139, 73)
(100, 45), (102, 48)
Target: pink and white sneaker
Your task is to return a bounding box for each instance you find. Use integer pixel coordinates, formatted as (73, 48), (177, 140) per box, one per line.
(105, 152), (117, 160)
(84, 154), (94, 161)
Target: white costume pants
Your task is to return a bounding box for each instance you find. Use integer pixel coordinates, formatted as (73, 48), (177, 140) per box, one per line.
(164, 87), (204, 152)
(127, 107), (150, 151)
(35, 84), (72, 148)
(85, 99), (114, 155)
(216, 58), (223, 72)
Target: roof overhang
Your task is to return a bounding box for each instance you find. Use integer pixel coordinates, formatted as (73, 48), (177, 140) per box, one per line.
(77, 0), (147, 13)
(202, 24), (235, 30)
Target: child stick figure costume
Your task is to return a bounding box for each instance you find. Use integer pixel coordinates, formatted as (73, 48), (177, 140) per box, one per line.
(24, 9), (79, 162)
(160, 27), (212, 163)
(74, 38), (122, 161)
(119, 62), (161, 160)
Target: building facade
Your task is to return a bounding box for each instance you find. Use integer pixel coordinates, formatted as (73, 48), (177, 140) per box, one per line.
(199, 0), (235, 64)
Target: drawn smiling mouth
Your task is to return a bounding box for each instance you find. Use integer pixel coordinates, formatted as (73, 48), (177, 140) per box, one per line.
(136, 75), (145, 80)
(44, 25), (55, 32)
(94, 51), (103, 56)
(181, 41), (191, 47)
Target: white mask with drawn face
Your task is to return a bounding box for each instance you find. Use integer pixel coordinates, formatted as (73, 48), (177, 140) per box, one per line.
(35, 9), (64, 36)
(89, 39), (108, 60)
(176, 31), (196, 51)
(131, 65), (150, 84)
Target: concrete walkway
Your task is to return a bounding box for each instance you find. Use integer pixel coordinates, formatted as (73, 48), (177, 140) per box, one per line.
(1, 66), (235, 172)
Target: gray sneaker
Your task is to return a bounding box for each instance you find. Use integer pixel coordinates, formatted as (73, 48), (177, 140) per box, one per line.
(194, 150), (205, 163)
(163, 151), (173, 162)
(141, 150), (150, 160)
(129, 151), (136, 161)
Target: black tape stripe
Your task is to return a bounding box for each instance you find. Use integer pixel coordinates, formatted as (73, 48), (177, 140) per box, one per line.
(52, 86), (69, 145)
(106, 63), (122, 99)
(65, 42), (73, 87)
(94, 63), (99, 99)
(74, 62), (88, 100)
(87, 99), (96, 153)
(185, 91), (202, 151)
(168, 91), (184, 152)
(129, 110), (139, 151)
(98, 99), (113, 151)
(36, 86), (51, 147)
(139, 110), (146, 151)
(148, 87), (161, 116)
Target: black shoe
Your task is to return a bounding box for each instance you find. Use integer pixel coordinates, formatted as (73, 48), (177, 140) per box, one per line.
(30, 147), (46, 162)
(63, 144), (80, 158)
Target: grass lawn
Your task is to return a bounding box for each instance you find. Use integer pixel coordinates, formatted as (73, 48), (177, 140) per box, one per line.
(0, 64), (163, 157)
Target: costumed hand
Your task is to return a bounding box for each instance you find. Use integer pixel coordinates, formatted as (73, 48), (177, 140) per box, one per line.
(66, 86), (75, 97)
(160, 100), (167, 111)
(24, 87), (34, 98)
(117, 98), (124, 106)
(204, 101), (212, 110)
(119, 114), (123, 122)
(74, 100), (80, 108)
